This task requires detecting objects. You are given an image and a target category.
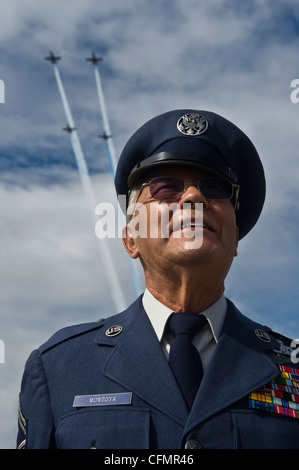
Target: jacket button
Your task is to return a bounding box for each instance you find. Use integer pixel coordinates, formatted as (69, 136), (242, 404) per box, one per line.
(185, 439), (203, 449)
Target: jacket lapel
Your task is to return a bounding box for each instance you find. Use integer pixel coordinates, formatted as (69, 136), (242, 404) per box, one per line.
(184, 300), (280, 433)
(94, 297), (189, 426)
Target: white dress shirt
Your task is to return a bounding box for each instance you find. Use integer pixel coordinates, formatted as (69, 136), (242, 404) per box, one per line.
(142, 288), (227, 372)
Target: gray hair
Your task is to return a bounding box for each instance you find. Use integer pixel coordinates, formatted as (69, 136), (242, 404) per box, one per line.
(126, 183), (143, 222)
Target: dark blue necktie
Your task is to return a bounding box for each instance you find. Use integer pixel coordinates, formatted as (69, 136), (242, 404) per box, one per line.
(168, 312), (207, 409)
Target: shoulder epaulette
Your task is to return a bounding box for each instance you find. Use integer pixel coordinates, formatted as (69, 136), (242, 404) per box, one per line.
(39, 318), (105, 354)
(265, 327), (297, 365)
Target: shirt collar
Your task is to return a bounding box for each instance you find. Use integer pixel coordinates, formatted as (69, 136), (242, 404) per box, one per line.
(142, 288), (227, 343)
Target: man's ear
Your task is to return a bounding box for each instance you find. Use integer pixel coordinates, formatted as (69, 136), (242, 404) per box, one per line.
(122, 224), (140, 259)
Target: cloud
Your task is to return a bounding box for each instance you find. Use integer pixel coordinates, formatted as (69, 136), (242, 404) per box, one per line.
(1, 0), (299, 448)
(1, 172), (136, 319)
(0, 173), (141, 447)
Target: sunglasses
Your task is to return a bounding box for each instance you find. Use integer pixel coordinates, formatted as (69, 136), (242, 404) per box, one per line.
(138, 177), (240, 207)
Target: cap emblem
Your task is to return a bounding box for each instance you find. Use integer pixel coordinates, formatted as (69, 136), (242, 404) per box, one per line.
(177, 113), (208, 136)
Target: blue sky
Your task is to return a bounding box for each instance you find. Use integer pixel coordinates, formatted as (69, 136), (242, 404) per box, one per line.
(1, 0), (299, 448)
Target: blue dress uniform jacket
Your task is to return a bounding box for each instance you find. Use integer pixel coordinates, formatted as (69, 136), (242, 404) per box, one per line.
(17, 297), (299, 449)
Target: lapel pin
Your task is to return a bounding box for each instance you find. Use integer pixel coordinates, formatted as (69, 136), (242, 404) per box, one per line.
(255, 329), (271, 343)
(105, 325), (123, 337)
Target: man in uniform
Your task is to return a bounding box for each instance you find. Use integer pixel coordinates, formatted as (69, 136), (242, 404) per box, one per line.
(17, 109), (299, 449)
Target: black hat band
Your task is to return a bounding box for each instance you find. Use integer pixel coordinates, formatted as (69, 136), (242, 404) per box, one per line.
(128, 151), (238, 189)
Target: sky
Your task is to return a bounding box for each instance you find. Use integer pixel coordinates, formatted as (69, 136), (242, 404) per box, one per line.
(1, 0), (299, 448)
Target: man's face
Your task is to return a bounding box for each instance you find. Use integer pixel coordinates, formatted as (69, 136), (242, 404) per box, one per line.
(123, 165), (239, 278)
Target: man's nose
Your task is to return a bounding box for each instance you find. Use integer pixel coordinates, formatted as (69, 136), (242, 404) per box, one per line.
(179, 184), (208, 207)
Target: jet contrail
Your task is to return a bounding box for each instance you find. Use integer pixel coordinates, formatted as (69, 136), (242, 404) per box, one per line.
(86, 53), (117, 175)
(45, 52), (127, 312)
(87, 54), (143, 296)
(95, 74), (117, 175)
(53, 65), (95, 210)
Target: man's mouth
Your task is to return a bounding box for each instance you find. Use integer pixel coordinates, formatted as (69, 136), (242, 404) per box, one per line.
(172, 218), (214, 233)
(180, 222), (210, 231)
(157, 205), (216, 237)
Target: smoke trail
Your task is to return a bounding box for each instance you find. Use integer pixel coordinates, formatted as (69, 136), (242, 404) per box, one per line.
(94, 67), (117, 175)
(53, 66), (95, 210)
(91, 60), (143, 296)
(52, 63), (127, 312)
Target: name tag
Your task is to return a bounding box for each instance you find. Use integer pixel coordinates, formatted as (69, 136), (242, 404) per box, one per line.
(73, 392), (132, 407)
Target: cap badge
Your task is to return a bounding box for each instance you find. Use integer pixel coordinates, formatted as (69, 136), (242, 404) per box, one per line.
(177, 113), (208, 136)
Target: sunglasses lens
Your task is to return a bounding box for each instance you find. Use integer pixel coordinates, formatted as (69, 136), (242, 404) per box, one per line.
(199, 179), (233, 199)
(149, 177), (184, 200)
(147, 177), (234, 201)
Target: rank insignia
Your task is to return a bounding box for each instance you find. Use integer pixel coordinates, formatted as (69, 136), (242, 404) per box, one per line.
(249, 366), (299, 419)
